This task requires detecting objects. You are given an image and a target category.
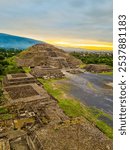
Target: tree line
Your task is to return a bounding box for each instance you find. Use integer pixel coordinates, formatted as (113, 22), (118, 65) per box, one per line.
(71, 52), (113, 67)
(0, 48), (24, 75)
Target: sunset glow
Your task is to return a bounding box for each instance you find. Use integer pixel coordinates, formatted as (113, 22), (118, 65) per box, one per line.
(46, 39), (113, 51)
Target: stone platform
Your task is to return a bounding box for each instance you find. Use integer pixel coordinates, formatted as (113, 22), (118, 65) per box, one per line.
(4, 83), (50, 103)
(3, 73), (36, 86)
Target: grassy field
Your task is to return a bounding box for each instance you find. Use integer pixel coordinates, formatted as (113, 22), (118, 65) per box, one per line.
(37, 78), (113, 138)
(99, 71), (113, 75)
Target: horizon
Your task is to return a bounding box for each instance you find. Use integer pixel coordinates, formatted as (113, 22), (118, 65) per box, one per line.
(0, 32), (113, 51)
(0, 32), (112, 51)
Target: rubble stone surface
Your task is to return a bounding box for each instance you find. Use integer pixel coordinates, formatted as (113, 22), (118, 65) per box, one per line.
(0, 71), (112, 149)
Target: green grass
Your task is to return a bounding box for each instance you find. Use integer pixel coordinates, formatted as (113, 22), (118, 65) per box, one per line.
(0, 107), (8, 114)
(79, 63), (87, 69)
(87, 81), (97, 92)
(0, 114), (14, 120)
(37, 78), (113, 138)
(0, 76), (4, 101)
(96, 121), (113, 138)
(0, 107), (15, 120)
(3, 56), (24, 74)
(99, 72), (113, 75)
(23, 67), (31, 73)
(0, 76), (4, 81)
(5, 56), (16, 64)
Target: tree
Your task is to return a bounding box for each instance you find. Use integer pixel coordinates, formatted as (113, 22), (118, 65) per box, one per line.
(0, 55), (4, 60)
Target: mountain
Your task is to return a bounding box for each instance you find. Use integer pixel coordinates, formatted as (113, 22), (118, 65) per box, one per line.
(0, 33), (44, 49)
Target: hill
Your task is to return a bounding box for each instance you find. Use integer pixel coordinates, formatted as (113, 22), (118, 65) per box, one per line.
(0, 33), (43, 49)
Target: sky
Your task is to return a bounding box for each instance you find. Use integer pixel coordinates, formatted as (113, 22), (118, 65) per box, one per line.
(0, 0), (113, 50)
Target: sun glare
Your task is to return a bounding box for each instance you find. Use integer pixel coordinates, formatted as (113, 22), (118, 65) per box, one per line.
(45, 39), (113, 51)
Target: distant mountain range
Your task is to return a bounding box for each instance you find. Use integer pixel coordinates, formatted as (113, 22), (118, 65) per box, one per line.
(0, 33), (44, 49)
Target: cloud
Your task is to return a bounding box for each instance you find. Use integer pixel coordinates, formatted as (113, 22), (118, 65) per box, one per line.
(0, 0), (112, 42)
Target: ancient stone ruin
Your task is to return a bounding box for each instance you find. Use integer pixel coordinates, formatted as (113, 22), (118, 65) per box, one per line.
(2, 73), (49, 104)
(85, 64), (112, 73)
(31, 66), (65, 79)
(16, 43), (81, 69)
(15, 43), (84, 79)
(4, 83), (50, 103)
(3, 73), (36, 86)
(0, 40), (113, 150)
(0, 72), (112, 149)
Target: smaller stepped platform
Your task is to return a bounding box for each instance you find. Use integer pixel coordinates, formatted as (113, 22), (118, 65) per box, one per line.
(3, 73), (36, 87)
